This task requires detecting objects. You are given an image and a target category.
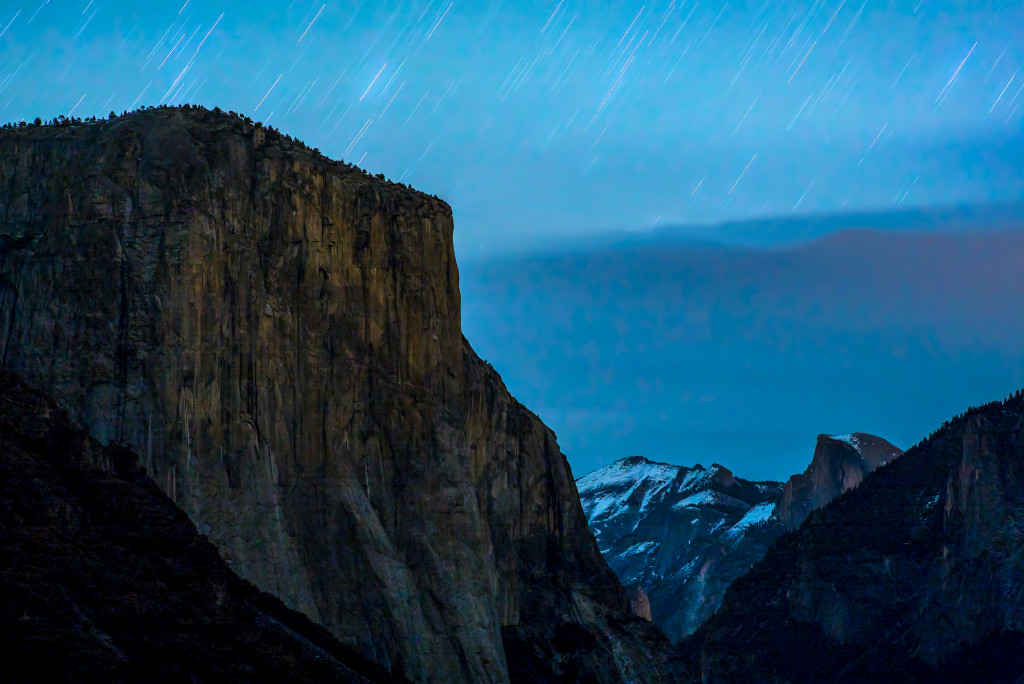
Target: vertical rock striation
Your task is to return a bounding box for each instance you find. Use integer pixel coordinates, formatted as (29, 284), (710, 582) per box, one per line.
(0, 107), (675, 683)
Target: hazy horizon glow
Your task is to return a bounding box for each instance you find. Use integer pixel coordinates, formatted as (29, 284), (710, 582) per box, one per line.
(462, 227), (1024, 481)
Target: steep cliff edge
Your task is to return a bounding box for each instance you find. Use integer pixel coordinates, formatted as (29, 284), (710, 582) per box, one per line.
(776, 433), (902, 529)
(0, 107), (676, 683)
(0, 368), (401, 683)
(682, 393), (1024, 683)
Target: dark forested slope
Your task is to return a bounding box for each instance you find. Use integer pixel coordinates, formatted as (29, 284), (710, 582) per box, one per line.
(682, 390), (1024, 683)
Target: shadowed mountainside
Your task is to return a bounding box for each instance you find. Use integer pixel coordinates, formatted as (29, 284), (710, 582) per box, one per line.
(681, 390), (1024, 683)
(776, 432), (902, 529)
(0, 368), (402, 683)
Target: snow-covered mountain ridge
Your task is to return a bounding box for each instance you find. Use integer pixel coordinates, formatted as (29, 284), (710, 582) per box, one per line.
(577, 457), (783, 641)
(577, 432), (903, 642)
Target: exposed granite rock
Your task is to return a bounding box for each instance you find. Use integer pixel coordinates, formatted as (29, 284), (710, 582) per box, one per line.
(775, 432), (902, 530)
(627, 587), (652, 622)
(682, 393), (1024, 683)
(577, 456), (783, 641)
(0, 368), (402, 683)
(0, 107), (678, 683)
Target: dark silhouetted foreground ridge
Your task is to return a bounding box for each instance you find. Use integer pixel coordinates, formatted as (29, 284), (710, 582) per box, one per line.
(0, 369), (402, 683)
(682, 390), (1024, 683)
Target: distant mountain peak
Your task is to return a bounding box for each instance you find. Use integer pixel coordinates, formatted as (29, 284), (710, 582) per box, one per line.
(708, 463), (737, 487)
(777, 432), (903, 529)
(577, 455), (784, 641)
(617, 454), (677, 468)
(579, 431), (902, 643)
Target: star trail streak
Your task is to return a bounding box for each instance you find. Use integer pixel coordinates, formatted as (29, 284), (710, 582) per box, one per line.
(0, 1), (1019, 254)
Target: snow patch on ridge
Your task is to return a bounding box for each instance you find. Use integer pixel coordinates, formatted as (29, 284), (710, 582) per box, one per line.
(621, 540), (659, 557)
(577, 458), (681, 521)
(676, 466), (716, 492)
(830, 433), (862, 452)
(672, 490), (719, 510)
(733, 501), (776, 529)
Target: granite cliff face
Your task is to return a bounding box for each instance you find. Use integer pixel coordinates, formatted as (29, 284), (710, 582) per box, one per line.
(0, 107), (675, 683)
(0, 368), (401, 683)
(683, 393), (1024, 683)
(577, 456), (783, 642)
(776, 432), (902, 530)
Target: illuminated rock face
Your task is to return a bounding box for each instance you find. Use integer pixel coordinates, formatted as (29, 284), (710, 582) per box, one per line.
(0, 107), (677, 683)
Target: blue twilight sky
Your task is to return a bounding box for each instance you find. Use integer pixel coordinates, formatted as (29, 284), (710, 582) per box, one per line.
(2, 1), (1023, 479)
(0, 1), (1022, 254)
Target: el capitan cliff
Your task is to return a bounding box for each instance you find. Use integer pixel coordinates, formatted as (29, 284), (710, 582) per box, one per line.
(0, 106), (676, 683)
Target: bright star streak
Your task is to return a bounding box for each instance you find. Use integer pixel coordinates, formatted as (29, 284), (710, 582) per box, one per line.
(615, 6), (644, 49)
(403, 89), (430, 126)
(68, 93), (87, 117)
(360, 62), (387, 101)
(729, 154), (757, 194)
(193, 13), (224, 58)
(128, 81), (151, 111)
(541, 0), (563, 33)
(0, 9), (22, 39)
(299, 4), (325, 43)
(379, 81), (405, 118)
(989, 71), (1017, 114)
(426, 3), (453, 41)
(888, 53), (915, 93)
(343, 119), (373, 158)
(936, 42), (977, 103)
(859, 123), (886, 165)
(789, 40), (817, 83)
(822, 0), (846, 33)
(733, 98), (758, 135)
(255, 74), (282, 111)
